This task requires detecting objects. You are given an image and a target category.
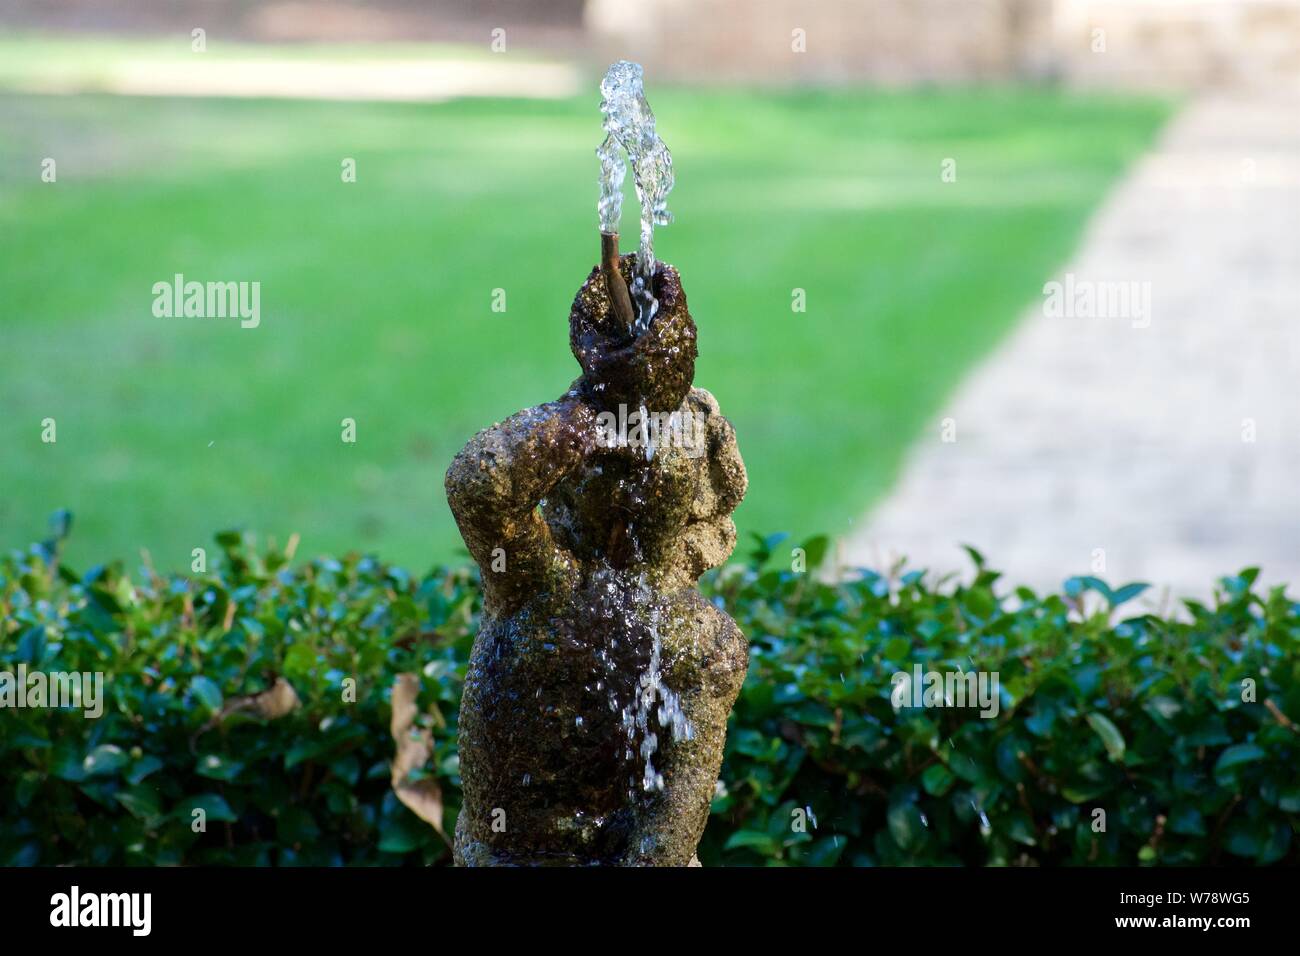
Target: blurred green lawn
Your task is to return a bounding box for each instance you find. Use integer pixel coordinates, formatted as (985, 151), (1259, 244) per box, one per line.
(0, 47), (1171, 571)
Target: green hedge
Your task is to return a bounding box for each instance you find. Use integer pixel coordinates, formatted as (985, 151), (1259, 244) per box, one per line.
(2, 515), (1297, 866)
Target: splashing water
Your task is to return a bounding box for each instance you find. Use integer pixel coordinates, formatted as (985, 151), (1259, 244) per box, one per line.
(618, 574), (691, 792)
(585, 567), (693, 796)
(596, 60), (675, 334)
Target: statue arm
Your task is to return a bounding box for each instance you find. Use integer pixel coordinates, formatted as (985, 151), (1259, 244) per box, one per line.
(445, 390), (596, 614)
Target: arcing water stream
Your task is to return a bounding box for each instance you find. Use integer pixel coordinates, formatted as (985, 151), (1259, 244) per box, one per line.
(597, 60), (675, 335)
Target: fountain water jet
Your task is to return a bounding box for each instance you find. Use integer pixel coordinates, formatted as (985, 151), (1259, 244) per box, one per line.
(597, 59), (674, 336)
(446, 62), (747, 867)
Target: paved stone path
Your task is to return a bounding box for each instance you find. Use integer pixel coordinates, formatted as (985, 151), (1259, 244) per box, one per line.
(846, 93), (1300, 600)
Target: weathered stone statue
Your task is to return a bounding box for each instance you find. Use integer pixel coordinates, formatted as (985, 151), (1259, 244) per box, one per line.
(446, 254), (748, 865)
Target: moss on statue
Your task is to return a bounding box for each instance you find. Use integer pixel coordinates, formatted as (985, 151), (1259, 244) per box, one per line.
(446, 255), (747, 866)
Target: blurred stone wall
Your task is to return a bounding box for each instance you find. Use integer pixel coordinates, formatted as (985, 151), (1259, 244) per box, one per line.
(0, 0), (589, 46)
(585, 0), (1300, 92)
(4, 0), (1296, 91)
(1052, 0), (1300, 90)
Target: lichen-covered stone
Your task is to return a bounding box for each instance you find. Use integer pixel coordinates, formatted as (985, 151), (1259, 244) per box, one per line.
(446, 257), (747, 866)
(570, 254), (697, 415)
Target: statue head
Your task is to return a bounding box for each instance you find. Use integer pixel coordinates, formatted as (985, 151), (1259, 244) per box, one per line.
(569, 255), (696, 414)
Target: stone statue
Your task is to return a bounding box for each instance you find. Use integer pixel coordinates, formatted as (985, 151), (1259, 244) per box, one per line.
(446, 254), (748, 865)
